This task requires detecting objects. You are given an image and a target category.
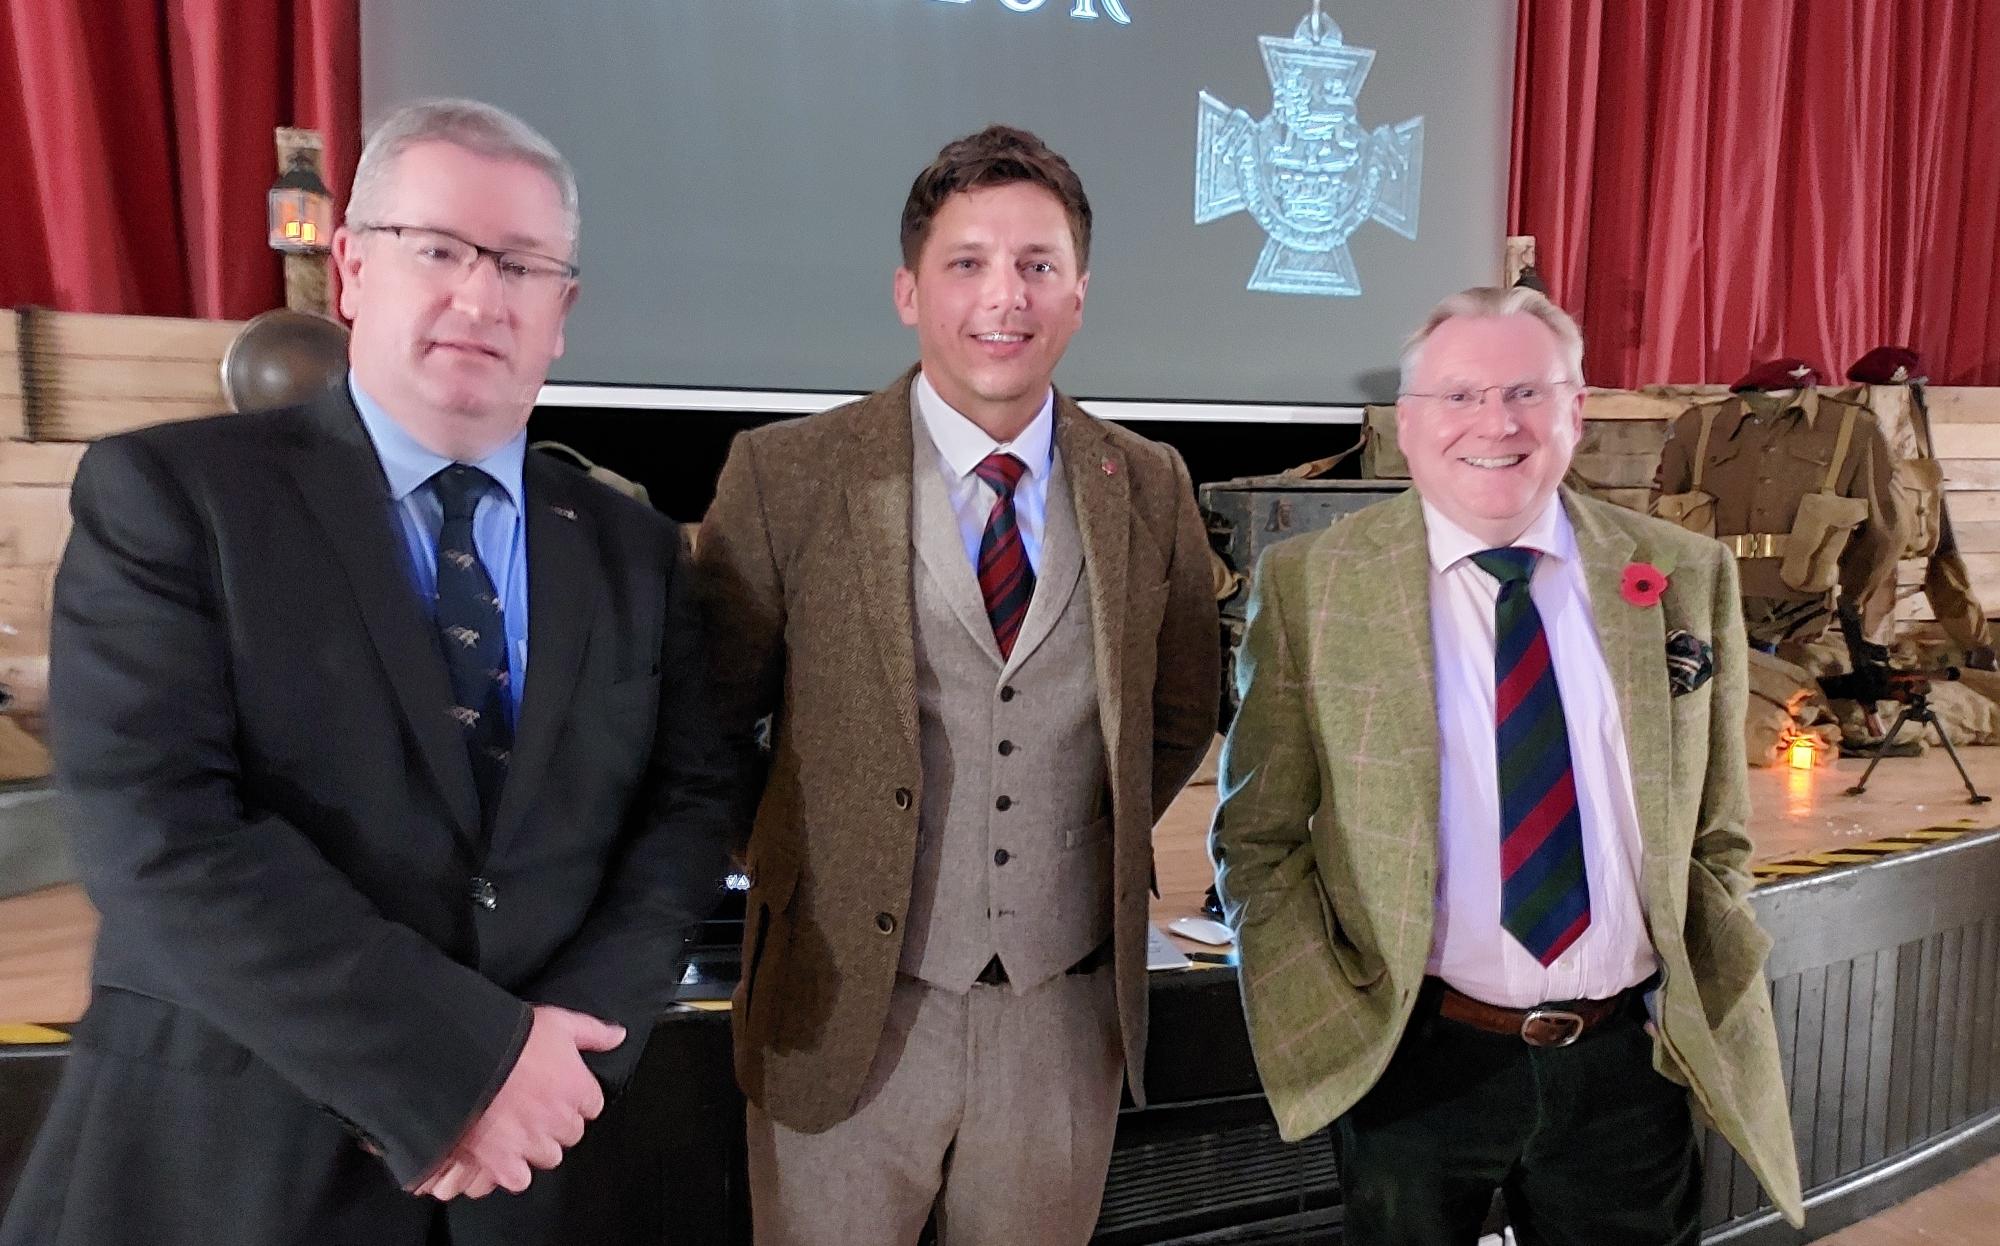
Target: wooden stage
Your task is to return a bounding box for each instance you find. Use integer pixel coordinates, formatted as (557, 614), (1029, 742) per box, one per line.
(6, 744), (1997, 1028)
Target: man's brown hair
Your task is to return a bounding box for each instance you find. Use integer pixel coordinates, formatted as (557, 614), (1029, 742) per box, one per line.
(899, 125), (1092, 271)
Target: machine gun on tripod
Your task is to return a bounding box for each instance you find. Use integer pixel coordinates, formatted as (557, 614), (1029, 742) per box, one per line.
(1820, 604), (1989, 803)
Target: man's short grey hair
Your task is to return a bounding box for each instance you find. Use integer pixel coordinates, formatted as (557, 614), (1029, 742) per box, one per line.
(1399, 286), (1586, 392)
(345, 98), (580, 259)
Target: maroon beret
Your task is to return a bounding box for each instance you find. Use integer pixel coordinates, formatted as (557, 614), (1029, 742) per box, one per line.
(1731, 358), (1824, 391)
(1846, 346), (1925, 385)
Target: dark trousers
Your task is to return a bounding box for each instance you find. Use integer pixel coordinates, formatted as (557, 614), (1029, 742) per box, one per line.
(1332, 985), (1701, 1246)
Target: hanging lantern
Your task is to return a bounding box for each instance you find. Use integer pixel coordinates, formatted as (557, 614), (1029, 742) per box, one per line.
(268, 155), (333, 255)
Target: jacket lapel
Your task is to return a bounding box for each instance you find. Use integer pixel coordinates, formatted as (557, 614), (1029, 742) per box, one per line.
(1000, 444), (1083, 678)
(843, 377), (921, 755)
(285, 390), (481, 841)
(1564, 491), (1671, 857)
(1056, 402), (1129, 764)
(489, 454), (600, 857)
(910, 429), (1004, 663)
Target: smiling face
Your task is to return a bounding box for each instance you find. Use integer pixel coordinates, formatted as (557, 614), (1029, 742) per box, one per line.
(333, 140), (577, 460)
(894, 181), (1088, 442)
(1395, 312), (1584, 545)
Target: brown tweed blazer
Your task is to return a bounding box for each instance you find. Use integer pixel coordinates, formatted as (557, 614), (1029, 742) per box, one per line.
(1213, 488), (1804, 1227)
(697, 368), (1219, 1133)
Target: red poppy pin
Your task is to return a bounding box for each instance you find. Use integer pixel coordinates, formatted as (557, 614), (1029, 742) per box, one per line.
(1621, 561), (1668, 608)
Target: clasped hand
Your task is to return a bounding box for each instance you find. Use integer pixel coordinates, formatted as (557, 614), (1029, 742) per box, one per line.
(407, 1003), (626, 1200)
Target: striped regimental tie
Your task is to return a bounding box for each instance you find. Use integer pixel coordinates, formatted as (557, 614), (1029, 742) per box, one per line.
(973, 452), (1035, 659)
(1471, 546), (1591, 965)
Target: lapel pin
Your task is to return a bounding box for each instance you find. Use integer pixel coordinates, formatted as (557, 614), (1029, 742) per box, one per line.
(1101, 459), (1118, 477)
(548, 505), (578, 522)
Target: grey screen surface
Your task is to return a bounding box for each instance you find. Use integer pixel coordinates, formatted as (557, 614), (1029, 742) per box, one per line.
(360, 0), (1513, 405)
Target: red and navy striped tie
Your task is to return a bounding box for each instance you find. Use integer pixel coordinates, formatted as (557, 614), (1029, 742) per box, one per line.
(1471, 546), (1591, 965)
(974, 452), (1035, 658)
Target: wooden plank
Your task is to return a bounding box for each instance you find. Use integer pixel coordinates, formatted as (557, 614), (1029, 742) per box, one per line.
(34, 397), (221, 442)
(0, 444), (83, 488)
(0, 488), (69, 566)
(0, 566), (56, 658)
(32, 357), (225, 404)
(1942, 460), (2000, 490)
(1838, 955), (1872, 1175)
(1933, 927), (1964, 1132)
(31, 311), (240, 363)
(1701, 1126), (1736, 1226)
(1792, 965), (1827, 1183)
(1569, 451), (1660, 489)
(1931, 424), (2000, 460)
(1813, 960), (1849, 1187)
(0, 397), (22, 442)
(1926, 388), (2000, 424)
(1579, 420), (1669, 455)
(1943, 491), (2000, 523)
(1584, 389), (1693, 422)
(1951, 922), (1978, 1125)
(1910, 933), (1941, 1141)
(1886, 938), (1921, 1155)
(1863, 947), (1897, 1167)
(1762, 972), (1801, 1217)
(1949, 521), (2000, 555)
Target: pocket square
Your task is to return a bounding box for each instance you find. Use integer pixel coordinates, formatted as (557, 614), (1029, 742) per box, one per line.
(1666, 629), (1713, 696)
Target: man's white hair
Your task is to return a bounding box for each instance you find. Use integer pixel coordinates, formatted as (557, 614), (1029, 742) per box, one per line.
(1399, 286), (1586, 391)
(345, 98), (579, 259)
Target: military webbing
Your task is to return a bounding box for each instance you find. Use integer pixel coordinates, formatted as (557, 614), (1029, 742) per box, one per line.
(1689, 404), (1723, 493)
(1822, 402), (1858, 492)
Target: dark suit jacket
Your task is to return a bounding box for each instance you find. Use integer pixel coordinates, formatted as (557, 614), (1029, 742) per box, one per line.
(0, 389), (736, 1246)
(698, 370), (1220, 1132)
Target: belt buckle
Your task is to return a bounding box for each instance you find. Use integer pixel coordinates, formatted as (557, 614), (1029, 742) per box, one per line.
(1521, 1007), (1585, 1048)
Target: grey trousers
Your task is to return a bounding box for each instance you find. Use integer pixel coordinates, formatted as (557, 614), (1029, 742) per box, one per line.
(746, 966), (1123, 1246)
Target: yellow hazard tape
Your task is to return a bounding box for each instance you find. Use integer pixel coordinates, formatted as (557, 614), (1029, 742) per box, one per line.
(1753, 825), (1987, 886)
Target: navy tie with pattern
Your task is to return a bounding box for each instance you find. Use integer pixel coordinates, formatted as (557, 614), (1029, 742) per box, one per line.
(1470, 546), (1591, 965)
(973, 452), (1035, 658)
(431, 465), (512, 826)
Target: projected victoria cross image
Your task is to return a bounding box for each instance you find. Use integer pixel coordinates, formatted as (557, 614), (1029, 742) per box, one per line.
(1195, 3), (1424, 297)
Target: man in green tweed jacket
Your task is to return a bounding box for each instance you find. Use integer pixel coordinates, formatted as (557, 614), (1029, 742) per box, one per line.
(1214, 287), (1802, 1243)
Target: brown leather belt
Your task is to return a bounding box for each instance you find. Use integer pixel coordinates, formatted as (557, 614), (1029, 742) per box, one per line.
(1435, 981), (1633, 1048)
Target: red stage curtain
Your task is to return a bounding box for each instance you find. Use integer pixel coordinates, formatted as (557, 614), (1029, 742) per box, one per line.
(0, 0), (358, 319)
(1511, 0), (2000, 386)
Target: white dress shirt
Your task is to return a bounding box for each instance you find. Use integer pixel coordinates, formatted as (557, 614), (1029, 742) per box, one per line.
(1422, 495), (1657, 1007)
(913, 370), (1053, 575)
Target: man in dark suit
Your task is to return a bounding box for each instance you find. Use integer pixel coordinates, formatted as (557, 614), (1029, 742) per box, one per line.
(0, 99), (735, 1245)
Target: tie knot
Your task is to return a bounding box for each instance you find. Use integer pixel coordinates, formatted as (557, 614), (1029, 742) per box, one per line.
(972, 452), (1029, 500)
(431, 464), (497, 522)
(1471, 546), (1540, 586)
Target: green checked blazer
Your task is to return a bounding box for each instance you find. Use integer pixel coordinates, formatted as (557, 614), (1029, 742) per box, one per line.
(1212, 487), (1804, 1228)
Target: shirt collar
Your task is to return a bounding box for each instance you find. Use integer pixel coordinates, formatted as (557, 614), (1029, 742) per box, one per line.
(347, 372), (528, 513)
(913, 370), (1054, 483)
(1421, 491), (1575, 576)
(1740, 387), (1819, 429)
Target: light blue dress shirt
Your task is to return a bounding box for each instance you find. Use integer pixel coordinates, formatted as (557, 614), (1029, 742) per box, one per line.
(348, 374), (530, 724)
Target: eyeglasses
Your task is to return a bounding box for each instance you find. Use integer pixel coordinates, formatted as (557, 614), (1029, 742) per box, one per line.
(1399, 382), (1574, 413)
(355, 224), (578, 292)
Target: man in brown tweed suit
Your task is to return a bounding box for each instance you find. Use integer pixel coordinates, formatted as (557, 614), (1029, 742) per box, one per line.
(697, 126), (1219, 1244)
(1215, 288), (1802, 1243)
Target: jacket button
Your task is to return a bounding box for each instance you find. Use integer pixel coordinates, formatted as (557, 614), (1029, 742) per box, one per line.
(997, 740), (1013, 756)
(469, 877), (497, 911)
(995, 795), (1012, 811)
(894, 787), (912, 810)
(994, 849), (1010, 866)
(874, 912), (897, 934)
(999, 685), (1016, 702)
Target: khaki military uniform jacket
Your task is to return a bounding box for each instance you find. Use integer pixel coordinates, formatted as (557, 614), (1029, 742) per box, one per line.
(1213, 488), (1804, 1227)
(1652, 389), (1902, 617)
(697, 368), (1220, 1133)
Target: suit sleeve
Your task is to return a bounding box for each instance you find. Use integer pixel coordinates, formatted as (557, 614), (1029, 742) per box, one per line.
(1149, 450), (1221, 824)
(519, 520), (740, 1093)
(51, 437), (530, 1185)
(693, 432), (788, 848)
(1210, 544), (1345, 985)
(1693, 541), (1757, 900)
